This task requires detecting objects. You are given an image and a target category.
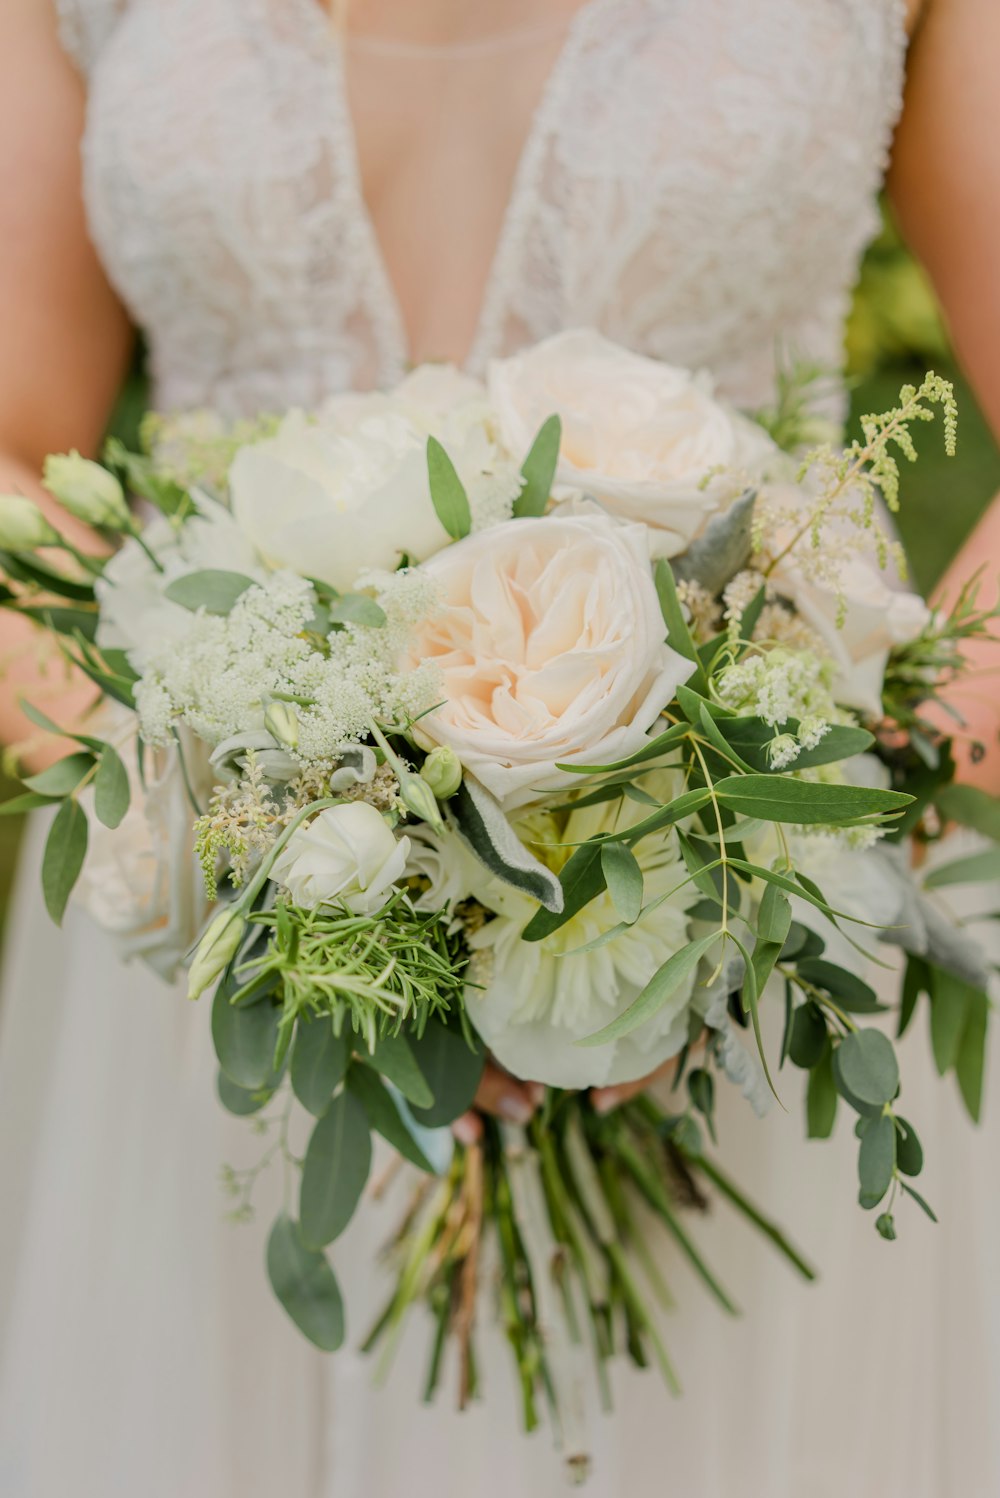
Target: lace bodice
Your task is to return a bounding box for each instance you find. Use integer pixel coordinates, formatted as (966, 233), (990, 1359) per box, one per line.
(57, 0), (907, 418)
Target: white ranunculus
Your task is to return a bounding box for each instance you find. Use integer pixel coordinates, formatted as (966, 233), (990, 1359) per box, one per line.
(271, 802), (410, 914)
(73, 708), (213, 981)
(229, 370), (521, 592)
(401, 511), (693, 809)
(770, 550), (931, 719)
(488, 329), (776, 556)
(465, 779), (698, 1088)
(95, 494), (264, 671)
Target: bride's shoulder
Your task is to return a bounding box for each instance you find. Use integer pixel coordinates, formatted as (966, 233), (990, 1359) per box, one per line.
(52, 0), (130, 78)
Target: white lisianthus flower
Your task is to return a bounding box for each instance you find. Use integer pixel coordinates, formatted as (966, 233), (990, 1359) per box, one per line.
(43, 451), (130, 530)
(465, 779), (698, 1088)
(488, 329), (776, 556)
(402, 823), (479, 914)
(271, 803), (410, 914)
(73, 707), (214, 981)
(229, 368), (522, 592)
(400, 512), (693, 809)
(95, 495), (265, 671)
(769, 550), (931, 719)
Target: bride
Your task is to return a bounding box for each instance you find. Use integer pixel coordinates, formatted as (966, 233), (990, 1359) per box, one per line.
(1, 1), (998, 1494)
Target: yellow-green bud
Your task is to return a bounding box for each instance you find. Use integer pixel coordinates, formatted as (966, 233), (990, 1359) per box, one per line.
(43, 451), (129, 530)
(187, 909), (247, 1001)
(0, 495), (60, 551)
(398, 768), (446, 834)
(263, 701), (299, 750)
(419, 746), (462, 800)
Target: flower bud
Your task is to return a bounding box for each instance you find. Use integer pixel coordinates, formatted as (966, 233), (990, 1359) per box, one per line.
(263, 701), (300, 750)
(398, 768), (446, 834)
(0, 495), (60, 551)
(187, 908), (247, 1001)
(43, 451), (130, 530)
(419, 746), (462, 800)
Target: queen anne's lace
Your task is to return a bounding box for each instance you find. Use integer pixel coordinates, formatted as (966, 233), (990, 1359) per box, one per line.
(56, 0), (907, 419)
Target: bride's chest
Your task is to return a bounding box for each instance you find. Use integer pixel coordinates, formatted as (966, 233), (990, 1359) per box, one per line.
(80, 0), (906, 404)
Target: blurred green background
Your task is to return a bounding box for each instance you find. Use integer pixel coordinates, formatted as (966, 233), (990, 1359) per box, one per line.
(1, 208), (998, 932)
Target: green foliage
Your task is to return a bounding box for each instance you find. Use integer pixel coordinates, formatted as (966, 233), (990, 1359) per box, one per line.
(299, 1089), (372, 1248)
(163, 569), (255, 614)
(211, 987), (282, 1091)
(426, 436), (472, 539)
(41, 799), (88, 925)
(267, 1214), (345, 1352)
(291, 1012), (350, 1117)
(513, 415), (562, 518)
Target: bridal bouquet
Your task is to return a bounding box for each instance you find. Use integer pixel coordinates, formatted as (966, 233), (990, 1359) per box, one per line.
(1, 331), (996, 1476)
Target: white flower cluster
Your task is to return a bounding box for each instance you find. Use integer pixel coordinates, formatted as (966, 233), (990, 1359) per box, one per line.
(135, 568), (440, 763)
(715, 646), (839, 770)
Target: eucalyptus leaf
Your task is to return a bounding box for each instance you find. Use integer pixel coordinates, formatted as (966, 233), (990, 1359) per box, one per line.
(557, 719), (690, 775)
(326, 594), (387, 629)
(601, 840), (644, 924)
(94, 744), (130, 830)
(894, 1115), (924, 1177)
(924, 849), (1000, 889)
(452, 775), (564, 914)
(291, 1013), (349, 1117)
(211, 987), (282, 1090)
(426, 436), (471, 540)
(899, 1180), (938, 1223)
(266, 1214), (345, 1352)
(363, 1031), (434, 1109)
(521, 840), (605, 942)
(653, 559), (707, 691)
(299, 1089), (372, 1248)
(715, 775), (911, 825)
(717, 718), (874, 774)
(348, 1066), (437, 1172)
(928, 966), (975, 1076)
(858, 1113), (896, 1209)
(513, 414), (561, 518)
(164, 569), (255, 614)
(0, 791), (59, 816)
(956, 986), (989, 1123)
(757, 883), (792, 946)
(578, 932), (720, 1047)
(408, 1020), (484, 1128)
(833, 1030), (899, 1112)
(934, 783), (1000, 841)
(789, 1002), (827, 1069)
(25, 752), (94, 797)
(217, 1069), (272, 1117)
(796, 958), (882, 1014)
(42, 798), (88, 924)
(806, 1043), (838, 1139)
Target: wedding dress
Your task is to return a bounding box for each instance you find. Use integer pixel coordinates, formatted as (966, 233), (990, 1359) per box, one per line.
(2, 2), (998, 1495)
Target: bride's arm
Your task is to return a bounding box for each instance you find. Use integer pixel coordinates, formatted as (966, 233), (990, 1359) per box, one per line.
(889, 0), (1000, 791)
(0, 0), (133, 761)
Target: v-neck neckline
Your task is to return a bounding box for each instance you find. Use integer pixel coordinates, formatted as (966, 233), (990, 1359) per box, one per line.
(297, 0), (614, 377)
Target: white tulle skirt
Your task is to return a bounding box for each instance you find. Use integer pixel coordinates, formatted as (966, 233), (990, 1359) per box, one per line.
(1, 817), (998, 1498)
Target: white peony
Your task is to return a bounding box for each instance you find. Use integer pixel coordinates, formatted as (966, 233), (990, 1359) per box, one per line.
(488, 329), (776, 557)
(400, 511), (693, 809)
(271, 802), (410, 914)
(464, 779), (698, 1088)
(229, 368), (522, 592)
(769, 551), (931, 719)
(96, 494), (264, 672)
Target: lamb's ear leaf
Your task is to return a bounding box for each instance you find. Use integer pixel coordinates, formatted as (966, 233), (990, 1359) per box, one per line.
(451, 774), (564, 913)
(426, 436), (472, 539)
(513, 414), (562, 518)
(672, 487), (756, 596)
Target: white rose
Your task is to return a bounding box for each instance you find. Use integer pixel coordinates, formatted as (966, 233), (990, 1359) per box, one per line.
(401, 512), (693, 809)
(488, 329), (776, 557)
(96, 494), (264, 671)
(770, 551), (931, 718)
(271, 802), (410, 914)
(229, 371), (521, 592)
(465, 780), (698, 1088)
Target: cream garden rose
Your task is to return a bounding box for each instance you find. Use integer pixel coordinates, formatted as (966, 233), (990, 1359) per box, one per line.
(229, 367), (522, 593)
(271, 802), (410, 914)
(400, 511), (693, 808)
(488, 328), (776, 556)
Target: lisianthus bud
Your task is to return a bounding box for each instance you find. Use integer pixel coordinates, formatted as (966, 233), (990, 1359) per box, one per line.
(0, 495), (60, 551)
(419, 746), (462, 800)
(398, 768), (446, 833)
(263, 701), (300, 750)
(187, 908), (247, 1001)
(43, 451), (130, 530)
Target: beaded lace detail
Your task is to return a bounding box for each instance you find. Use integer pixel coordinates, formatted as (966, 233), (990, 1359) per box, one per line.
(56, 0), (907, 418)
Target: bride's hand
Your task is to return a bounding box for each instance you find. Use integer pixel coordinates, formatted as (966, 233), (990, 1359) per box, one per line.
(590, 1057), (680, 1115)
(452, 1061), (545, 1145)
